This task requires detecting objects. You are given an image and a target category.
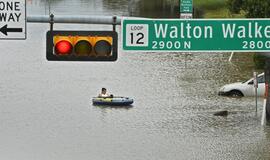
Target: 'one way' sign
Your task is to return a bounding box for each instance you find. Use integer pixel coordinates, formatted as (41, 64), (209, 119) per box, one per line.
(0, 0), (26, 39)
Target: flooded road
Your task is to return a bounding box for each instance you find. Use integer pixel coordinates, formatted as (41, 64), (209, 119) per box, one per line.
(0, 0), (270, 160)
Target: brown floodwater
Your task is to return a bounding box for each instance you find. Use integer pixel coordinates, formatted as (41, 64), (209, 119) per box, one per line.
(0, 0), (269, 160)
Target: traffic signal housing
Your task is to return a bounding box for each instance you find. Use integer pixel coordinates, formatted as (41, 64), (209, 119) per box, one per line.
(46, 31), (118, 61)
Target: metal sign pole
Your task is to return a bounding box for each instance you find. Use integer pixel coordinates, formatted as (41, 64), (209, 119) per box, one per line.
(254, 71), (258, 113)
(180, 0), (193, 68)
(229, 52), (234, 62)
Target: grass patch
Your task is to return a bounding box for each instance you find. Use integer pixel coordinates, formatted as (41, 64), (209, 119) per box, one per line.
(194, 0), (226, 10)
(204, 8), (229, 18)
(203, 8), (245, 18)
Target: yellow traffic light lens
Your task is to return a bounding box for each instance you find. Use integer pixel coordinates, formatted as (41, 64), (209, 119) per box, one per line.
(74, 40), (92, 56)
(94, 40), (112, 56)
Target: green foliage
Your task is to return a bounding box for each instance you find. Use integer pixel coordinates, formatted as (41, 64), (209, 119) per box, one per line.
(227, 0), (243, 14)
(227, 0), (270, 18)
(193, 0), (229, 18)
(253, 54), (266, 69)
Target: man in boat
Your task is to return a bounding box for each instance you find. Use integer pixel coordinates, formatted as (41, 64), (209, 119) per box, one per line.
(98, 88), (113, 98)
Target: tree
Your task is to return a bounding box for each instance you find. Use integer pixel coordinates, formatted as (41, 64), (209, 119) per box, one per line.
(227, 0), (270, 18)
(227, 0), (243, 14)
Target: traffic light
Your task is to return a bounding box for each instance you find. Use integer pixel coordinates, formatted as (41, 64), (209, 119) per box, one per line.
(46, 31), (118, 61)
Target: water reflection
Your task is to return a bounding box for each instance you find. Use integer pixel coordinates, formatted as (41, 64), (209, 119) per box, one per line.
(133, 0), (179, 18)
(27, 0), (179, 18)
(94, 105), (134, 110)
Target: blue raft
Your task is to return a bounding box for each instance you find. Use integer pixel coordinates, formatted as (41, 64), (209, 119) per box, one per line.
(92, 97), (134, 106)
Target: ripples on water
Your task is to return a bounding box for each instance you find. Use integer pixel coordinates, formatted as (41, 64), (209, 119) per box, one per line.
(0, 0), (270, 160)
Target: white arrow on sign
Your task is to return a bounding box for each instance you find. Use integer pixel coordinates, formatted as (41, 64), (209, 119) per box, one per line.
(0, 0), (26, 40)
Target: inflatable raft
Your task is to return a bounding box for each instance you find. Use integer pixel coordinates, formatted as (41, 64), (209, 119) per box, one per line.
(92, 97), (134, 106)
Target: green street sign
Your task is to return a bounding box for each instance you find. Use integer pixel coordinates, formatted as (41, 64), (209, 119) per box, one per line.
(180, 0), (193, 13)
(122, 19), (270, 52)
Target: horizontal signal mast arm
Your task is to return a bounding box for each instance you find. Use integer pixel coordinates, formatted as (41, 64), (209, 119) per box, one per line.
(27, 15), (122, 25)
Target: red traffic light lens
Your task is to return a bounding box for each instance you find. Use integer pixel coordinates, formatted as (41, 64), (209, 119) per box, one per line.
(74, 40), (92, 56)
(94, 40), (112, 56)
(55, 40), (73, 55)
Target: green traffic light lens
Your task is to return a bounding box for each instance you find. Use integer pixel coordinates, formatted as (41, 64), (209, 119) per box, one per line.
(94, 40), (112, 56)
(74, 40), (92, 56)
